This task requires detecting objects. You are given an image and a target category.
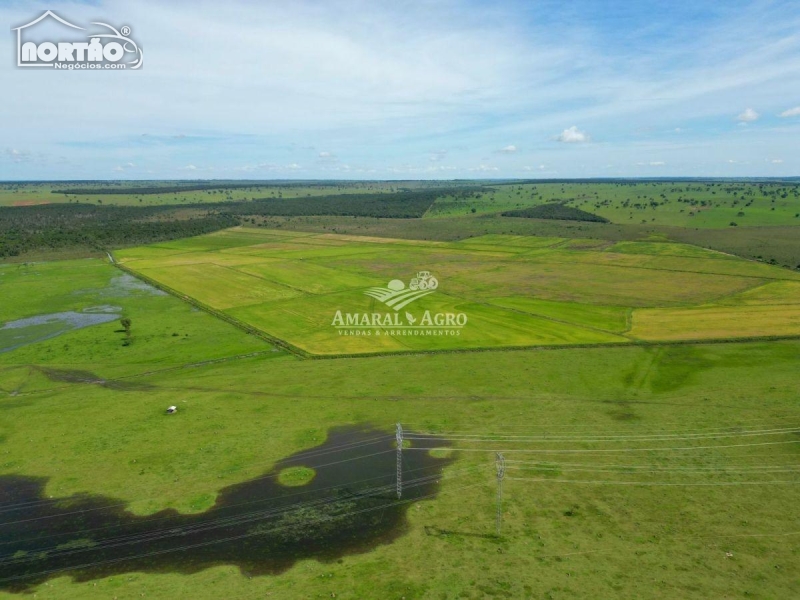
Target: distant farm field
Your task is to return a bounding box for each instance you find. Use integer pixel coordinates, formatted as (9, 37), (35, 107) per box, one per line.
(116, 228), (800, 356)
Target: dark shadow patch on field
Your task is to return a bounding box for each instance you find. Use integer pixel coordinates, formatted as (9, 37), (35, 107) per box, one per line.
(0, 425), (452, 591)
(424, 526), (498, 541)
(648, 346), (715, 393)
(606, 408), (641, 422)
(34, 367), (157, 391)
(0, 398), (36, 412)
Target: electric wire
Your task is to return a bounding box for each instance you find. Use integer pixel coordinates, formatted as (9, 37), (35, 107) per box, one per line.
(0, 465), (486, 566)
(0, 472), (487, 585)
(0, 434), (394, 516)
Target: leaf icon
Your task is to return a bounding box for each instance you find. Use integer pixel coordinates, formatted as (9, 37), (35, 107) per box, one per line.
(405, 312), (417, 325)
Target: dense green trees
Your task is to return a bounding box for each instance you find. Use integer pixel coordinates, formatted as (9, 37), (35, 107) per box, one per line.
(0, 189), (460, 257)
(502, 202), (610, 222)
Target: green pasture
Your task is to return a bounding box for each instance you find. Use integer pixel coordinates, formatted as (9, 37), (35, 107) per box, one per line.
(0, 230), (799, 598)
(424, 181), (800, 228)
(116, 228), (800, 355)
(0, 182), (407, 207)
(3, 181), (799, 230)
(1, 328), (798, 598)
(0, 259), (274, 380)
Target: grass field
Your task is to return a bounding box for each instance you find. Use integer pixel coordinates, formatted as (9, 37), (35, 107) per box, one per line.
(0, 182), (410, 207)
(3, 181), (799, 230)
(424, 182), (800, 228)
(0, 259), (276, 380)
(0, 316), (798, 597)
(1, 208), (799, 599)
(116, 228), (800, 355)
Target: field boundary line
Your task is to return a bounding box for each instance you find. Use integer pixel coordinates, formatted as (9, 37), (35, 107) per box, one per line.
(111, 260), (310, 359)
(471, 297), (632, 339)
(298, 334), (800, 360)
(537, 255), (797, 282)
(107, 253), (800, 362)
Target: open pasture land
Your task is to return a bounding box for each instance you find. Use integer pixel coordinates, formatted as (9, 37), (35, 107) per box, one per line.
(0, 312), (798, 598)
(424, 181), (800, 227)
(0, 236), (798, 599)
(116, 227), (800, 356)
(3, 180), (799, 229)
(0, 181), (437, 207)
(0, 258), (276, 382)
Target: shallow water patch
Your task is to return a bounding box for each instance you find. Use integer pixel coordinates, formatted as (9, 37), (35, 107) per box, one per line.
(103, 274), (167, 297)
(0, 309), (121, 354)
(0, 426), (452, 591)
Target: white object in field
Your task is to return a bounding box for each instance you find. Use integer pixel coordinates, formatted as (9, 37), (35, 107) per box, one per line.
(166, 406), (177, 414)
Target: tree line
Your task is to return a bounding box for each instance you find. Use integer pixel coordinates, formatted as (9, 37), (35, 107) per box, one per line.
(0, 189), (465, 258)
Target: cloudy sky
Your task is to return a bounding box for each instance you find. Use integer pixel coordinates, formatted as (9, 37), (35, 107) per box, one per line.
(1, 0), (799, 180)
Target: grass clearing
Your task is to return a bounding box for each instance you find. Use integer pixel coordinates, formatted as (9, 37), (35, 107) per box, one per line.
(0, 259), (277, 382)
(1, 227), (799, 598)
(630, 304), (800, 340)
(487, 297), (631, 332)
(116, 228), (800, 354)
(1, 334), (798, 598)
(424, 181), (800, 228)
(136, 263), (301, 309)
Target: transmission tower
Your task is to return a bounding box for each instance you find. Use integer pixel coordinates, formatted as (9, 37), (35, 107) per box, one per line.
(396, 423), (404, 499)
(495, 452), (505, 536)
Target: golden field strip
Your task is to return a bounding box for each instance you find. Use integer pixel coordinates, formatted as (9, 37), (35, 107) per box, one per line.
(115, 228), (800, 356)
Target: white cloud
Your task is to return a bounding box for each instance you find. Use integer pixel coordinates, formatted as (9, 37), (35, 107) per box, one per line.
(428, 150), (447, 162)
(771, 158), (783, 163)
(779, 106), (800, 117)
(1, 0), (799, 178)
(236, 162), (302, 172)
(317, 151), (338, 164)
(736, 108), (759, 122)
(498, 145), (517, 154)
(650, 161), (665, 166)
(555, 126), (590, 143)
(469, 164), (499, 172)
(182, 164), (197, 170)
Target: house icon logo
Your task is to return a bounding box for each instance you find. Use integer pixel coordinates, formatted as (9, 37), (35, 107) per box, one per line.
(12, 10), (143, 70)
(363, 271), (439, 311)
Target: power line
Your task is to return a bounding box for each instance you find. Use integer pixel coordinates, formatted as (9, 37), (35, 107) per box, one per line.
(0, 434), (393, 516)
(0, 447), (398, 528)
(406, 425), (800, 443)
(0, 473), (488, 585)
(506, 477), (800, 486)
(407, 439), (800, 454)
(503, 460), (799, 471)
(503, 463), (800, 474)
(0, 465), (488, 567)
(0, 461), (456, 550)
(400, 416), (796, 433)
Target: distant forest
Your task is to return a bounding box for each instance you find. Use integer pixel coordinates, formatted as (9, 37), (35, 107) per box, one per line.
(0, 190), (467, 257)
(0, 203), (237, 258)
(502, 202), (610, 223)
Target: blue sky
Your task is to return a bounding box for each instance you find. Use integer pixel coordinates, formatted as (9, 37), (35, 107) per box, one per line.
(1, 0), (798, 180)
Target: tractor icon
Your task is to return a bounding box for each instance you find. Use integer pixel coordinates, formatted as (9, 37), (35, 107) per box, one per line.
(409, 271), (438, 291)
